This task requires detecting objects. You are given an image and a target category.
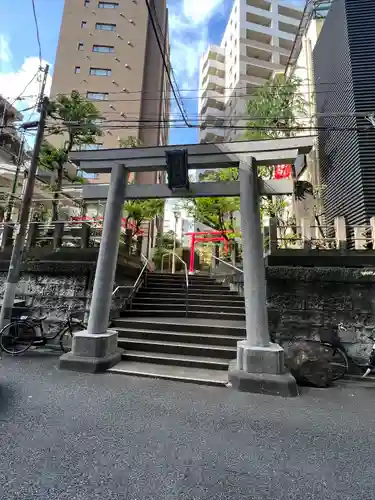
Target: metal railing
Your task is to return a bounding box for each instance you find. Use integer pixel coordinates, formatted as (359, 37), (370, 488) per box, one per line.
(161, 250), (189, 316)
(211, 254), (243, 274)
(112, 253), (153, 311)
(210, 255), (244, 295)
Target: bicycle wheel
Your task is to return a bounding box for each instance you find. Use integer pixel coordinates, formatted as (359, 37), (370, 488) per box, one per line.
(329, 347), (349, 381)
(59, 322), (85, 353)
(0, 321), (36, 355)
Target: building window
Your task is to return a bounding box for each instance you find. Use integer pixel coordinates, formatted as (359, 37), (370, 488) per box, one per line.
(86, 91), (109, 100)
(98, 1), (119, 7)
(78, 42), (84, 50)
(89, 67), (112, 76)
(95, 22), (116, 31)
(92, 44), (115, 53)
(81, 21), (87, 28)
(75, 66), (81, 74)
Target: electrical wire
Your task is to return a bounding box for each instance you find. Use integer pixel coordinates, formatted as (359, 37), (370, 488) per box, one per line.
(31, 0), (43, 65)
(144, 0), (191, 128)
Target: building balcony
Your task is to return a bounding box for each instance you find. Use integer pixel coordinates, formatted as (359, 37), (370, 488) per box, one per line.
(241, 54), (284, 73)
(199, 126), (225, 143)
(241, 73), (269, 87)
(201, 45), (225, 69)
(201, 58), (225, 79)
(200, 113), (225, 128)
(240, 36), (291, 57)
(201, 73), (225, 93)
(200, 96), (225, 115)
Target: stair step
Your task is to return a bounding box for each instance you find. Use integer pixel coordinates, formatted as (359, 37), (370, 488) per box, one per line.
(137, 287), (238, 301)
(131, 302), (245, 314)
(124, 310), (246, 321)
(116, 327), (243, 346)
(132, 297), (244, 307)
(121, 350), (230, 370)
(145, 281), (228, 289)
(113, 318), (246, 336)
(108, 361), (228, 387)
(118, 337), (237, 359)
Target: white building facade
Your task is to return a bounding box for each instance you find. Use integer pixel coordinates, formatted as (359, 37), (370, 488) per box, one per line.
(199, 0), (302, 143)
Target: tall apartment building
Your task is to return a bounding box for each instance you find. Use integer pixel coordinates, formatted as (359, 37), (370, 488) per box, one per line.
(50, 0), (170, 183)
(198, 0), (302, 143)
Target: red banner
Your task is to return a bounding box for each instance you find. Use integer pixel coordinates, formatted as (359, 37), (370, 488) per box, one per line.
(274, 164), (292, 180)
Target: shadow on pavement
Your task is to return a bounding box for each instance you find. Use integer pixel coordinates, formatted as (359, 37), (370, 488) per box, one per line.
(0, 382), (18, 415)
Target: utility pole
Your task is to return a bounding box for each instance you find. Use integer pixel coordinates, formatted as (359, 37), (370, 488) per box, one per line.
(0, 65), (49, 328)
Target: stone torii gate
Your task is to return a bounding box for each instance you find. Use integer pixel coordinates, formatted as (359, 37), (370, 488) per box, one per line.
(60, 136), (313, 396)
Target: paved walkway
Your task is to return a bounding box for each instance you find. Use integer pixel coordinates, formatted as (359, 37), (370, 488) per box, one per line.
(0, 352), (374, 499)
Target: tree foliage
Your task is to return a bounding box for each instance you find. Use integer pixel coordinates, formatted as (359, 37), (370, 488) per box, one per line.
(119, 136), (165, 234)
(244, 74), (306, 140)
(183, 168), (240, 240)
(243, 74), (312, 224)
(124, 199), (164, 235)
(38, 91), (102, 220)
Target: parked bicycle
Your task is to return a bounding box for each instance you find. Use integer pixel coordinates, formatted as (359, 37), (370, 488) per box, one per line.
(0, 307), (86, 355)
(321, 323), (375, 380)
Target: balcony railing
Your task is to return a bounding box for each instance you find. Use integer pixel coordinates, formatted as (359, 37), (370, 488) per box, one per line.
(0, 220), (144, 257)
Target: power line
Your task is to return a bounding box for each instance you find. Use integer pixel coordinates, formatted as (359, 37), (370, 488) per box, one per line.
(31, 0), (43, 65)
(144, 0), (191, 128)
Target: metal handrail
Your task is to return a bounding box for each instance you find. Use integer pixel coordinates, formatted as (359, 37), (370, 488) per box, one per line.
(112, 253), (153, 304)
(161, 250), (189, 316)
(211, 255), (243, 274)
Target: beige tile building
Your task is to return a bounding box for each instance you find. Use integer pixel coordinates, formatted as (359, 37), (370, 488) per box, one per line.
(50, 0), (170, 183)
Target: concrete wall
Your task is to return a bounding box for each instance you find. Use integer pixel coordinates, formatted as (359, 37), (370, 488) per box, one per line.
(267, 266), (375, 364)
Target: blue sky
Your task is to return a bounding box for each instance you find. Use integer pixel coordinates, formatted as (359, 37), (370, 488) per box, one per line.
(0, 0), (304, 146)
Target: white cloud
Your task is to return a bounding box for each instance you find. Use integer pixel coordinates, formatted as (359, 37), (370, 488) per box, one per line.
(0, 34), (52, 123)
(182, 0), (224, 24)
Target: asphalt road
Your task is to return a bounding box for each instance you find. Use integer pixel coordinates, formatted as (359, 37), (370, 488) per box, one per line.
(0, 352), (374, 500)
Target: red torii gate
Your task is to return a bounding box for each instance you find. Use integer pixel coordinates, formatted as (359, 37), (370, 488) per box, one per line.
(185, 230), (234, 273)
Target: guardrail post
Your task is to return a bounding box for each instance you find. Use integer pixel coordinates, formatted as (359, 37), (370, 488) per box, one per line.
(136, 236), (143, 257)
(125, 229), (133, 255)
(301, 218), (312, 250)
(53, 222), (64, 250)
(334, 217), (347, 251)
(80, 222), (90, 249)
(26, 222), (39, 248)
(1, 223), (15, 250)
(268, 217), (278, 253)
(370, 217), (375, 249)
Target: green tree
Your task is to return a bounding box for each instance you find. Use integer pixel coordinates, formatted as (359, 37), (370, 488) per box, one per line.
(39, 91), (102, 220)
(183, 168), (240, 242)
(243, 74), (312, 236)
(124, 199), (165, 236)
(244, 74), (306, 141)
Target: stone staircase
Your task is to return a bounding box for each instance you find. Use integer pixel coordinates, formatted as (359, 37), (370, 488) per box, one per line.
(109, 273), (246, 385)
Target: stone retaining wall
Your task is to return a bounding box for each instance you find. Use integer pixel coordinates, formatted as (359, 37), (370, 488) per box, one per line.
(267, 266), (375, 365)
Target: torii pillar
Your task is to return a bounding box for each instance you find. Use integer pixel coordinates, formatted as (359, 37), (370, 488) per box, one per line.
(228, 158), (298, 396)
